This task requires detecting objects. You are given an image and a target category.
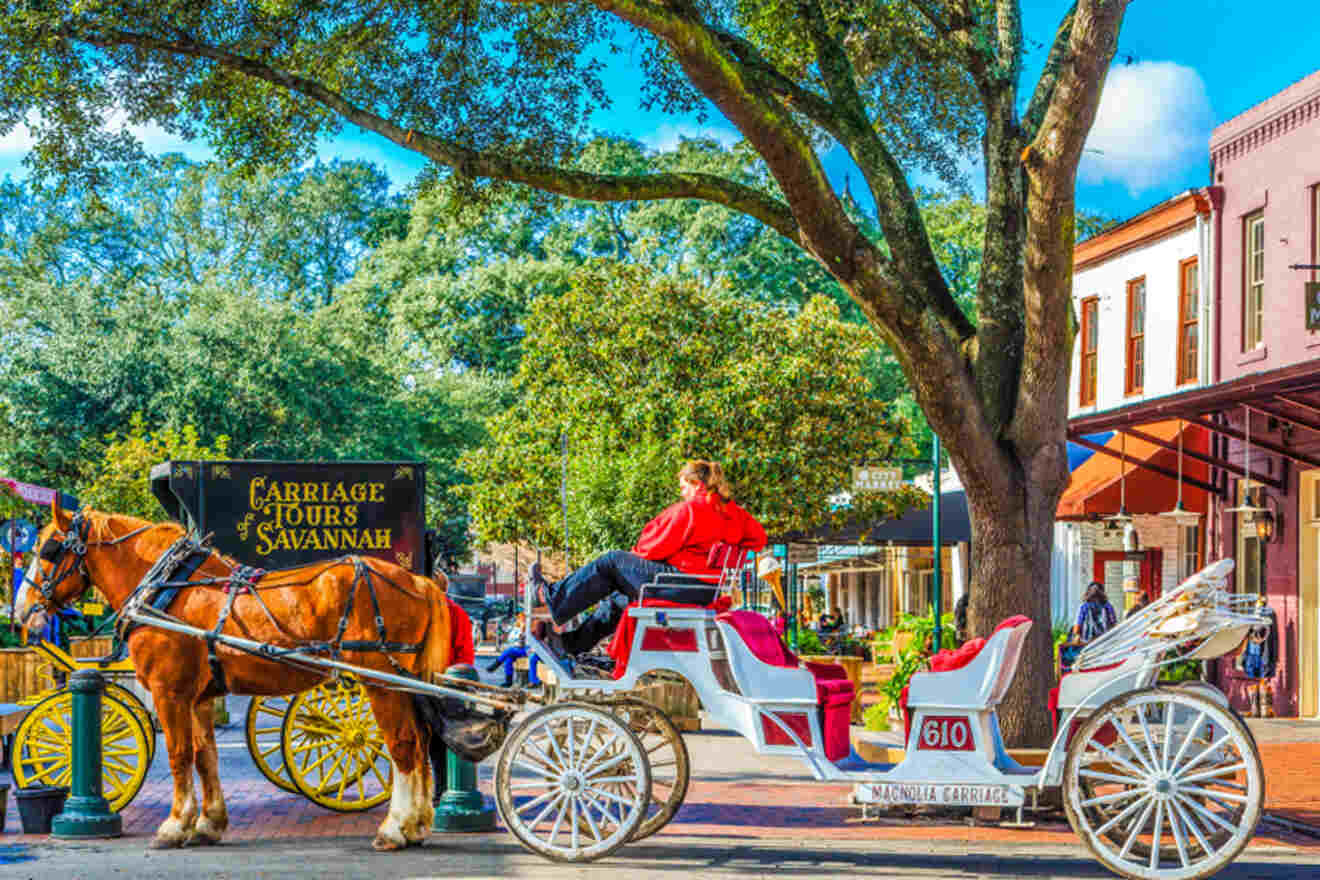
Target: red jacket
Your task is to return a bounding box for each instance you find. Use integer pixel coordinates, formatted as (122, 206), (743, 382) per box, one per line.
(447, 598), (476, 666)
(631, 493), (767, 576)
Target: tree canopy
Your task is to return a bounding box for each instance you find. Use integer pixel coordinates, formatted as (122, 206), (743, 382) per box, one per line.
(461, 261), (925, 557)
(0, 0), (1133, 743)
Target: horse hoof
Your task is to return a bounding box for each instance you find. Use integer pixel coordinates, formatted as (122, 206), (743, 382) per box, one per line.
(185, 832), (221, 847)
(149, 835), (187, 850)
(372, 834), (407, 852)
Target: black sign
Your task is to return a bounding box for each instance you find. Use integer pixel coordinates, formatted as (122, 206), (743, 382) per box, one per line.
(1307, 282), (1320, 331)
(150, 460), (426, 572)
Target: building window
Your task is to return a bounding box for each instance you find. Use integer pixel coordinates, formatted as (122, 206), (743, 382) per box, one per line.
(1177, 258), (1199, 384)
(1080, 296), (1098, 406)
(1181, 524), (1200, 581)
(1243, 212), (1265, 350)
(1125, 278), (1145, 395)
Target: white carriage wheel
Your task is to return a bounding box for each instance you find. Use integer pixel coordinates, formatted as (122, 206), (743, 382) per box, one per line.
(495, 702), (652, 862)
(607, 696), (691, 841)
(1064, 687), (1263, 880)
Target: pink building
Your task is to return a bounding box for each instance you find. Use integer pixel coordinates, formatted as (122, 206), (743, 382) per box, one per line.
(1068, 69), (1320, 718)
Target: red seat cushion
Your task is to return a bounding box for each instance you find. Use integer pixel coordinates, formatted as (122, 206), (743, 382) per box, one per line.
(717, 609), (799, 668)
(607, 595), (733, 679)
(899, 615), (1033, 744)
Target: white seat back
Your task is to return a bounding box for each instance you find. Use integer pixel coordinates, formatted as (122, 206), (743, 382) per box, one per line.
(906, 620), (1033, 711)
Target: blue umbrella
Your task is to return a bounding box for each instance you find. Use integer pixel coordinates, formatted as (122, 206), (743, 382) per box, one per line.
(1067, 432), (1114, 471)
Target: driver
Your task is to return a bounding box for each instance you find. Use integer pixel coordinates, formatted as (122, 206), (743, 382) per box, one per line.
(532, 459), (766, 655)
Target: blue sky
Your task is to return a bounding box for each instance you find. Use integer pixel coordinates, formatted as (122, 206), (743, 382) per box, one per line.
(1, 2), (1316, 225)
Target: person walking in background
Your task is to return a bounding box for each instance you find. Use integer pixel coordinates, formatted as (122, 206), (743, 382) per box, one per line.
(1075, 581), (1118, 643)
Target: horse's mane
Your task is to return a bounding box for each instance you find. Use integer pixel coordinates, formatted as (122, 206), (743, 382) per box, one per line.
(84, 510), (245, 569)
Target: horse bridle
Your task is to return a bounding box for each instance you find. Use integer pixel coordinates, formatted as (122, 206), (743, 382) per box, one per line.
(22, 512), (151, 624)
(21, 510), (92, 623)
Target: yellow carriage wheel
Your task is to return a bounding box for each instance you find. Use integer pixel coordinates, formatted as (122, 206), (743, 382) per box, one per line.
(105, 682), (156, 762)
(280, 679), (393, 812)
(246, 695), (298, 793)
(13, 690), (153, 812)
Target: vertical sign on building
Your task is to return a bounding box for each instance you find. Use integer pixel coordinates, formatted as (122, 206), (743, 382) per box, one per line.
(1306, 282), (1320, 331)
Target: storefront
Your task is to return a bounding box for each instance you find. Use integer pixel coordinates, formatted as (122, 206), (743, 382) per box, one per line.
(1068, 361), (1320, 718)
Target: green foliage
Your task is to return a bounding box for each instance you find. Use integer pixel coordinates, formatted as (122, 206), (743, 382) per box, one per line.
(78, 414), (230, 520)
(1159, 659), (1203, 684)
(863, 697), (892, 733)
(874, 611), (957, 711)
(796, 628), (824, 656)
(461, 261), (925, 553)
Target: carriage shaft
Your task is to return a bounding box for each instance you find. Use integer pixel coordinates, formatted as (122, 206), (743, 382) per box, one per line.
(127, 608), (521, 711)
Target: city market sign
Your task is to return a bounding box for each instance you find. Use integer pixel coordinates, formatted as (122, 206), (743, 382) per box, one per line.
(852, 466), (903, 492)
(1307, 282), (1320, 331)
(853, 782), (1024, 808)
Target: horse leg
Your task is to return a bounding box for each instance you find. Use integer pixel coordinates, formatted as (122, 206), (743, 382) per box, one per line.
(364, 687), (430, 850)
(150, 693), (200, 848)
(189, 697), (228, 845)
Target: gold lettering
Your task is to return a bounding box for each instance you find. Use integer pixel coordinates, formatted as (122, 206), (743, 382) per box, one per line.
(283, 504), (304, 527)
(306, 506), (323, 527)
(330, 482), (349, 503)
(302, 482), (319, 503)
(323, 506), (342, 527)
(323, 531), (339, 551)
(249, 477), (267, 510)
(304, 530), (323, 551)
(350, 483), (368, 503)
(344, 506), (358, 527)
(369, 483), (385, 502)
(255, 521), (276, 556)
(375, 528), (392, 548)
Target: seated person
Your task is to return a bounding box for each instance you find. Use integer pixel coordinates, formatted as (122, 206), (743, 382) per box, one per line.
(817, 607), (845, 633)
(533, 459), (767, 655)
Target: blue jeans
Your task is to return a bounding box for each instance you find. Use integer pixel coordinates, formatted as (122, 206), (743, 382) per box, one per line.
(490, 646), (540, 685)
(547, 550), (718, 654)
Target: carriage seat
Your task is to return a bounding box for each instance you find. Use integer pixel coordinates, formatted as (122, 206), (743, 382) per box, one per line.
(716, 610), (855, 760)
(608, 542), (754, 679)
(899, 616), (1033, 741)
(1048, 655), (1144, 731)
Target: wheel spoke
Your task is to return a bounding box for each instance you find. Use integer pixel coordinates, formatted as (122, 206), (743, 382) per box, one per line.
(582, 749), (630, 779)
(1167, 796), (1191, 868)
(1079, 768), (1147, 787)
(512, 758), (558, 781)
(578, 795), (604, 843)
(1135, 706), (1162, 774)
(585, 785), (635, 808)
(1112, 718), (1158, 777)
(1180, 762), (1246, 785)
(1095, 792), (1153, 837)
(547, 794), (570, 848)
(1148, 800), (1164, 870)
(1169, 710), (1207, 773)
(1180, 785), (1248, 805)
(1174, 792), (1238, 835)
(514, 788), (560, 815)
(1082, 787), (1144, 809)
(1172, 797), (1213, 855)
(1174, 733), (1232, 777)
(528, 790), (565, 830)
(1118, 797), (1157, 860)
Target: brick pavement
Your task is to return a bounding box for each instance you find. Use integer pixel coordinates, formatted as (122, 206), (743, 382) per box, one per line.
(6, 743), (1319, 851)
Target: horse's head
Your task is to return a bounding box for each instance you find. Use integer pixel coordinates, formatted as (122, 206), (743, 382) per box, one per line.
(16, 500), (92, 636)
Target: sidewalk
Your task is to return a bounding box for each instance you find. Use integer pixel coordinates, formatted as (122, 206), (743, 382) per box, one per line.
(4, 715), (1318, 851)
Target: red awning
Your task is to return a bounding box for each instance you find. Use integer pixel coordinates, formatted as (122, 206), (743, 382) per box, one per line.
(1057, 420), (1209, 520)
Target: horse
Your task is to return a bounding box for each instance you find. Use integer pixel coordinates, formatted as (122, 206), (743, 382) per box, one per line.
(17, 501), (462, 851)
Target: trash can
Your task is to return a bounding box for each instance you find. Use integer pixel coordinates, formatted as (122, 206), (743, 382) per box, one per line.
(15, 785), (69, 834)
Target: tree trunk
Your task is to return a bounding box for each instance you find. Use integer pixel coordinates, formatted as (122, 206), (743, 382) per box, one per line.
(959, 448), (1068, 748)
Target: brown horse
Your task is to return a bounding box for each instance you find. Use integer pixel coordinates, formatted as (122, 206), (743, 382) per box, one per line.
(18, 502), (457, 851)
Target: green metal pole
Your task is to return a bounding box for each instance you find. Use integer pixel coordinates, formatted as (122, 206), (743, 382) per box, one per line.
(932, 433), (943, 651)
(787, 560), (799, 653)
(51, 669), (122, 838)
(431, 664), (496, 832)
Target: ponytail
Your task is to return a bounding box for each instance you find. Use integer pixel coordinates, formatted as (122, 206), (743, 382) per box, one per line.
(678, 459), (734, 505)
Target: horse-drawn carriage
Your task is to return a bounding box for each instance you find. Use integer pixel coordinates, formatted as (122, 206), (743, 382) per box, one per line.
(9, 461), (455, 814)
(16, 492), (1270, 878)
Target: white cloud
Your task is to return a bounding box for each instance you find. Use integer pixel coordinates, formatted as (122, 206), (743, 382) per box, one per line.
(1080, 61), (1214, 195)
(640, 122), (741, 153)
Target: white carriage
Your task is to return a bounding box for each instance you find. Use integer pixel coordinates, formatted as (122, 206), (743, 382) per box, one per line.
(499, 552), (1269, 879)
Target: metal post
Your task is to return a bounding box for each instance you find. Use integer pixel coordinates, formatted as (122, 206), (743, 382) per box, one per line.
(431, 664), (496, 832)
(787, 560), (799, 653)
(51, 669), (122, 838)
(932, 433), (943, 651)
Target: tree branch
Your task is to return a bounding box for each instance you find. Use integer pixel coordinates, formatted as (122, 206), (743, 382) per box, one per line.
(60, 24), (803, 244)
(1022, 2), (1078, 138)
(797, 0), (973, 343)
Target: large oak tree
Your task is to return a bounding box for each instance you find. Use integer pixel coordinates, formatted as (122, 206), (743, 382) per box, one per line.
(1, 1), (1129, 743)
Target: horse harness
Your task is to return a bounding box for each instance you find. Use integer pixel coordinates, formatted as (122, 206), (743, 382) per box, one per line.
(117, 535), (424, 693)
